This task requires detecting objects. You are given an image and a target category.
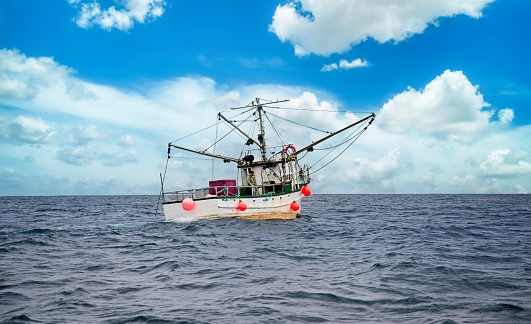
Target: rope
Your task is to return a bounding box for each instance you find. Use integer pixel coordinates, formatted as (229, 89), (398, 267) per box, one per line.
(314, 122), (365, 151)
(169, 123), (218, 144)
(266, 111), (332, 134)
(310, 121), (370, 174)
(203, 114), (252, 152)
(264, 111), (288, 147)
(307, 125), (362, 169)
(265, 106), (370, 113)
(155, 156), (170, 220)
(169, 106), (254, 144)
(212, 118), (219, 180)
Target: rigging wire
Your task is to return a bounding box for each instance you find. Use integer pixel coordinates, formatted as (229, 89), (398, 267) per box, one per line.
(309, 120), (371, 175)
(169, 122), (219, 144)
(236, 115), (258, 185)
(154, 155), (170, 220)
(166, 100), (374, 195)
(263, 111), (288, 147)
(313, 122), (366, 151)
(168, 156), (214, 160)
(265, 106), (372, 113)
(212, 119), (219, 180)
(266, 111), (332, 134)
(203, 113), (253, 152)
(170, 106), (255, 144)
(225, 106), (257, 117)
(297, 150), (309, 161)
(302, 120), (368, 168)
(308, 128), (359, 169)
(239, 114), (258, 160)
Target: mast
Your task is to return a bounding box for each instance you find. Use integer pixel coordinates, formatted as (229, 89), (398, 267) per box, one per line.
(256, 98), (267, 161)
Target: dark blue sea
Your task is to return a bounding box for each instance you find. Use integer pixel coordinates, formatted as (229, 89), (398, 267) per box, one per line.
(1, 195), (530, 323)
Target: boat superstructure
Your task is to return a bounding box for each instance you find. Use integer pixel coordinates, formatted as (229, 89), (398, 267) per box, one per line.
(159, 98), (375, 220)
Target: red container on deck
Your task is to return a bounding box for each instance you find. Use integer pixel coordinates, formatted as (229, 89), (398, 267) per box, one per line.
(208, 179), (237, 196)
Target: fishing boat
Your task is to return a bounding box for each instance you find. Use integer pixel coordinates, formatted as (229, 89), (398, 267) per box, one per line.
(159, 98), (375, 220)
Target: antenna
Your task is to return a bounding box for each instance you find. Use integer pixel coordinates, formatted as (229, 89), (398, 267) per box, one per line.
(229, 98), (290, 161)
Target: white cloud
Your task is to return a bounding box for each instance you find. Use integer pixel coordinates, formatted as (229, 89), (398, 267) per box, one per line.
(102, 150), (138, 167)
(0, 115), (56, 143)
(0, 49), (74, 100)
(348, 148), (405, 182)
(321, 58), (369, 72)
(320, 63), (339, 72)
(66, 80), (97, 100)
(515, 185), (527, 194)
(56, 125), (139, 167)
(118, 134), (134, 146)
(480, 149), (531, 177)
(70, 0), (166, 31)
(418, 175), (439, 189)
(498, 108), (514, 124)
(340, 59), (369, 69)
(378, 70), (494, 144)
(449, 174), (478, 187)
(2, 48), (531, 195)
(270, 0), (493, 56)
(56, 145), (99, 166)
(56, 145), (138, 167)
(68, 124), (108, 145)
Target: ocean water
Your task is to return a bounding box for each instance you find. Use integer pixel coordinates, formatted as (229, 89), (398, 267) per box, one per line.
(0, 194), (530, 323)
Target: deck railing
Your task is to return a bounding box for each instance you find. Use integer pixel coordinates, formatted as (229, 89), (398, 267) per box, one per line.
(162, 182), (297, 204)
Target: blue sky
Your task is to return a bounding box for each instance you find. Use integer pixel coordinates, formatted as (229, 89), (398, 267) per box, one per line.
(1, 0), (530, 195)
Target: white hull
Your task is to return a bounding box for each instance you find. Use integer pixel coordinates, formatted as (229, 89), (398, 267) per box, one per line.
(163, 191), (303, 221)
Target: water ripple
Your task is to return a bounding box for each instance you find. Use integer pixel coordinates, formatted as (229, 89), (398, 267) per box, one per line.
(0, 195), (530, 323)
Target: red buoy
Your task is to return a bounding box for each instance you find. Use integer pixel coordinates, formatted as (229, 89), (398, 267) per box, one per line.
(182, 198), (195, 211)
(237, 201), (247, 211)
(290, 201), (300, 211)
(301, 186), (311, 196)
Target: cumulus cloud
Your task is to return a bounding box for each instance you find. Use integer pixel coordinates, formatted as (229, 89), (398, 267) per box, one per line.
(449, 174), (478, 187)
(480, 149), (531, 177)
(338, 148), (412, 192)
(378, 70), (494, 144)
(65, 80), (97, 100)
(349, 148), (404, 181)
(321, 58), (369, 72)
(118, 134), (134, 146)
(0, 116), (56, 143)
(270, 0), (493, 56)
(0, 49), (74, 101)
(58, 125), (138, 166)
(418, 175), (440, 189)
(67, 124), (109, 145)
(56, 145), (138, 167)
(70, 0), (166, 31)
(2, 48), (530, 195)
(102, 150), (138, 166)
(498, 108), (514, 124)
(515, 185), (527, 194)
(56, 145), (98, 166)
